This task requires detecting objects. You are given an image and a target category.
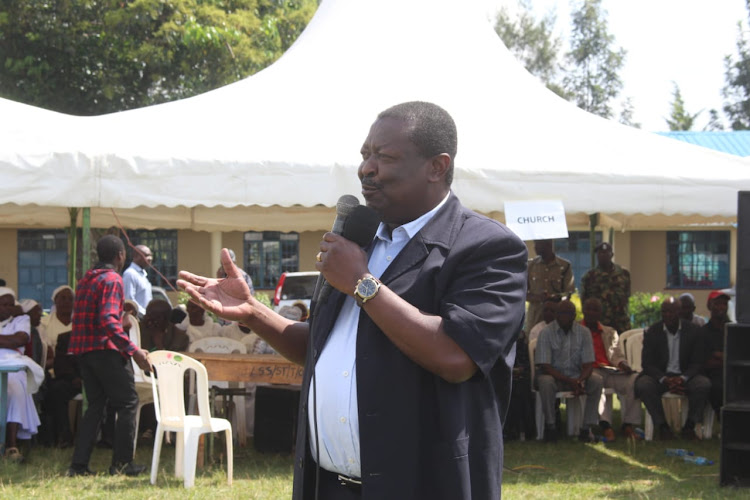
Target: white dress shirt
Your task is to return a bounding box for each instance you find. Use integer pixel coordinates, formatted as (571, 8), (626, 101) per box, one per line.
(122, 262), (153, 315)
(309, 193), (449, 477)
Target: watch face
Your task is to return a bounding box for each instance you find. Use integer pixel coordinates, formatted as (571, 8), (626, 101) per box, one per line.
(358, 278), (377, 298)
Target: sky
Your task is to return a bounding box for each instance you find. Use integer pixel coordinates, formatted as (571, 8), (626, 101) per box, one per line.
(483, 0), (749, 131)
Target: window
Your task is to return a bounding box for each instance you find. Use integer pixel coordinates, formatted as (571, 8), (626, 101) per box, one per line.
(243, 231), (300, 288)
(554, 231), (603, 293)
(666, 231), (730, 289)
(123, 230), (178, 288)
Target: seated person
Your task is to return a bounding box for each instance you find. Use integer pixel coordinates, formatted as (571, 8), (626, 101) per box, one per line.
(42, 331), (80, 448)
(19, 299), (45, 368)
(498, 326), (535, 441)
(0, 287), (42, 462)
(581, 298), (640, 441)
(528, 298), (559, 344)
(177, 300), (221, 344)
(634, 297), (710, 440)
(678, 293), (706, 327)
(39, 285), (74, 349)
(701, 290), (731, 414)
(141, 300), (189, 352)
(535, 300), (603, 443)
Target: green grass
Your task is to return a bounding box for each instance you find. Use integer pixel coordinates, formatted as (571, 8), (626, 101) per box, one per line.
(0, 434), (745, 499)
(503, 435), (739, 499)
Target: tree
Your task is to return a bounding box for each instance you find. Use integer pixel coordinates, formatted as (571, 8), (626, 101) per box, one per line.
(721, 2), (750, 130)
(0, 0), (317, 115)
(665, 83), (700, 131)
(563, 0), (625, 119)
(618, 97), (640, 128)
(493, 0), (566, 97)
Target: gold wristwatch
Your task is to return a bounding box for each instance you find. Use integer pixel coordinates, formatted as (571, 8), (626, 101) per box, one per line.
(354, 275), (381, 306)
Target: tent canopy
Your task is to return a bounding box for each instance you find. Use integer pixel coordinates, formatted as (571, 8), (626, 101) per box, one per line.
(2, 0), (749, 232)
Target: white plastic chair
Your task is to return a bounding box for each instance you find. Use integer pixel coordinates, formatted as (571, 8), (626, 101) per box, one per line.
(599, 329), (643, 425)
(618, 328), (644, 359)
(529, 338), (584, 439)
(149, 350), (233, 488)
(189, 337), (248, 446)
(626, 331), (714, 440)
(127, 313), (154, 453)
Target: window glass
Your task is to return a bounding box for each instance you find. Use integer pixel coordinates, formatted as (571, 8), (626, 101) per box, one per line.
(123, 230), (178, 288)
(666, 231), (730, 289)
(244, 231), (299, 288)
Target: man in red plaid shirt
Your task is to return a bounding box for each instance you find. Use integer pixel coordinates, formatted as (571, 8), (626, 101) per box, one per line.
(67, 235), (151, 477)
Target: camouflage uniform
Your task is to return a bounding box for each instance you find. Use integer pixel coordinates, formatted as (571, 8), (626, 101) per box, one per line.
(581, 264), (631, 333)
(526, 255), (574, 331)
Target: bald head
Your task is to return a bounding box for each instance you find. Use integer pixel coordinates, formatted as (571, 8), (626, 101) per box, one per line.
(133, 245), (153, 268)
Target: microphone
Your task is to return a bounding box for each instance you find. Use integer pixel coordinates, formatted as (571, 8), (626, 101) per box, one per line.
(311, 195), (361, 308)
(312, 195), (381, 308)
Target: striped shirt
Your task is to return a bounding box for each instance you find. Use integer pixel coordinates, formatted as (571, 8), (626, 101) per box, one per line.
(68, 266), (137, 357)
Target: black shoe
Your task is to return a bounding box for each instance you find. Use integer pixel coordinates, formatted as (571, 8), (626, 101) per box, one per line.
(578, 428), (597, 443)
(109, 462), (147, 476)
(680, 425), (698, 440)
(66, 466), (95, 477)
(658, 423), (675, 441)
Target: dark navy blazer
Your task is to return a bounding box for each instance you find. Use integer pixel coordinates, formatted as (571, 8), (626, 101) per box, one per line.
(292, 194), (528, 500)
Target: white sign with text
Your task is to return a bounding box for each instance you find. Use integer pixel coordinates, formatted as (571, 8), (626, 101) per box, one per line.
(504, 200), (568, 241)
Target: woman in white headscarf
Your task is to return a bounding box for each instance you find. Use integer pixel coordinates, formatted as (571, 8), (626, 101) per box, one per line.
(38, 285), (74, 349)
(0, 287), (43, 462)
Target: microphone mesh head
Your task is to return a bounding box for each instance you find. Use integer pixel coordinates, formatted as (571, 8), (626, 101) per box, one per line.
(336, 194), (360, 218)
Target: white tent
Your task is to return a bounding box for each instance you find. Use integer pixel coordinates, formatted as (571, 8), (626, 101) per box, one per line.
(2, 0), (749, 232)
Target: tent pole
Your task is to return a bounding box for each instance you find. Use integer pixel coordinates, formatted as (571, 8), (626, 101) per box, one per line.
(68, 208), (79, 288)
(82, 208), (91, 276)
(589, 213), (599, 269)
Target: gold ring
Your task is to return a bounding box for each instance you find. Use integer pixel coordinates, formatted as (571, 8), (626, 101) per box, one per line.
(316, 252), (322, 262)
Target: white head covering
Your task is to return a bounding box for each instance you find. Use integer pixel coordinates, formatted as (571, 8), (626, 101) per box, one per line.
(19, 299), (39, 313)
(51, 285), (74, 302)
(0, 286), (16, 299)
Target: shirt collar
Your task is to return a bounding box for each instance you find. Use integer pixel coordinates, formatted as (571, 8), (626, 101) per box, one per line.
(374, 192), (450, 243)
(663, 321), (682, 336)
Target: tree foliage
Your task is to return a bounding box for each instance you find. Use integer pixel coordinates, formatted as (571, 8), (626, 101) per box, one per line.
(721, 1), (750, 130)
(666, 83), (700, 131)
(0, 0), (317, 115)
(494, 0), (566, 97)
(563, 0), (625, 119)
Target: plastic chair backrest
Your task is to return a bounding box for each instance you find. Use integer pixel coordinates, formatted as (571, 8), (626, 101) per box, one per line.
(126, 313), (149, 384)
(150, 350), (212, 428)
(189, 336), (247, 355)
(625, 330), (644, 372)
(617, 328), (643, 357)
(528, 338), (537, 383)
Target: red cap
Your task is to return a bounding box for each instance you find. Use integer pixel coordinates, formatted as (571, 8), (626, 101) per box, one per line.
(707, 290), (730, 307)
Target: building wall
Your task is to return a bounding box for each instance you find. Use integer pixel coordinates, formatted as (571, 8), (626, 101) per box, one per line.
(0, 229), (18, 291)
(300, 231), (325, 272)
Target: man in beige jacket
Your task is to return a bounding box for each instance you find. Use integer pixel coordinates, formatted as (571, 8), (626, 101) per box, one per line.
(581, 298), (641, 441)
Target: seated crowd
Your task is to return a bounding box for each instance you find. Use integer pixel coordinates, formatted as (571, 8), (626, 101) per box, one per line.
(0, 281), (265, 464)
(506, 290), (732, 443)
(0, 272), (731, 467)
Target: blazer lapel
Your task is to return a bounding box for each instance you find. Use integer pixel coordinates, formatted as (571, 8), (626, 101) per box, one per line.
(380, 193), (459, 285)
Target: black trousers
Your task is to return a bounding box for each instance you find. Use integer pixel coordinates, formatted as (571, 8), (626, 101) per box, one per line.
(71, 350), (138, 467)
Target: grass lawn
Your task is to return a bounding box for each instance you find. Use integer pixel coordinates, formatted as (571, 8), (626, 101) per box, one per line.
(0, 432), (745, 499)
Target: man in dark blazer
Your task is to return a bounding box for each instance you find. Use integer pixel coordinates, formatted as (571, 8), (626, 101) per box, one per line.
(178, 101), (527, 499)
(634, 297), (710, 440)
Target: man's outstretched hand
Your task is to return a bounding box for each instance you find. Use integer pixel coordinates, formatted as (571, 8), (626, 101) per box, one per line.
(177, 248), (254, 323)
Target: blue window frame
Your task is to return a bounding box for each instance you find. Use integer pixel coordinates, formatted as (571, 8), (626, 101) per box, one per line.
(666, 231), (730, 289)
